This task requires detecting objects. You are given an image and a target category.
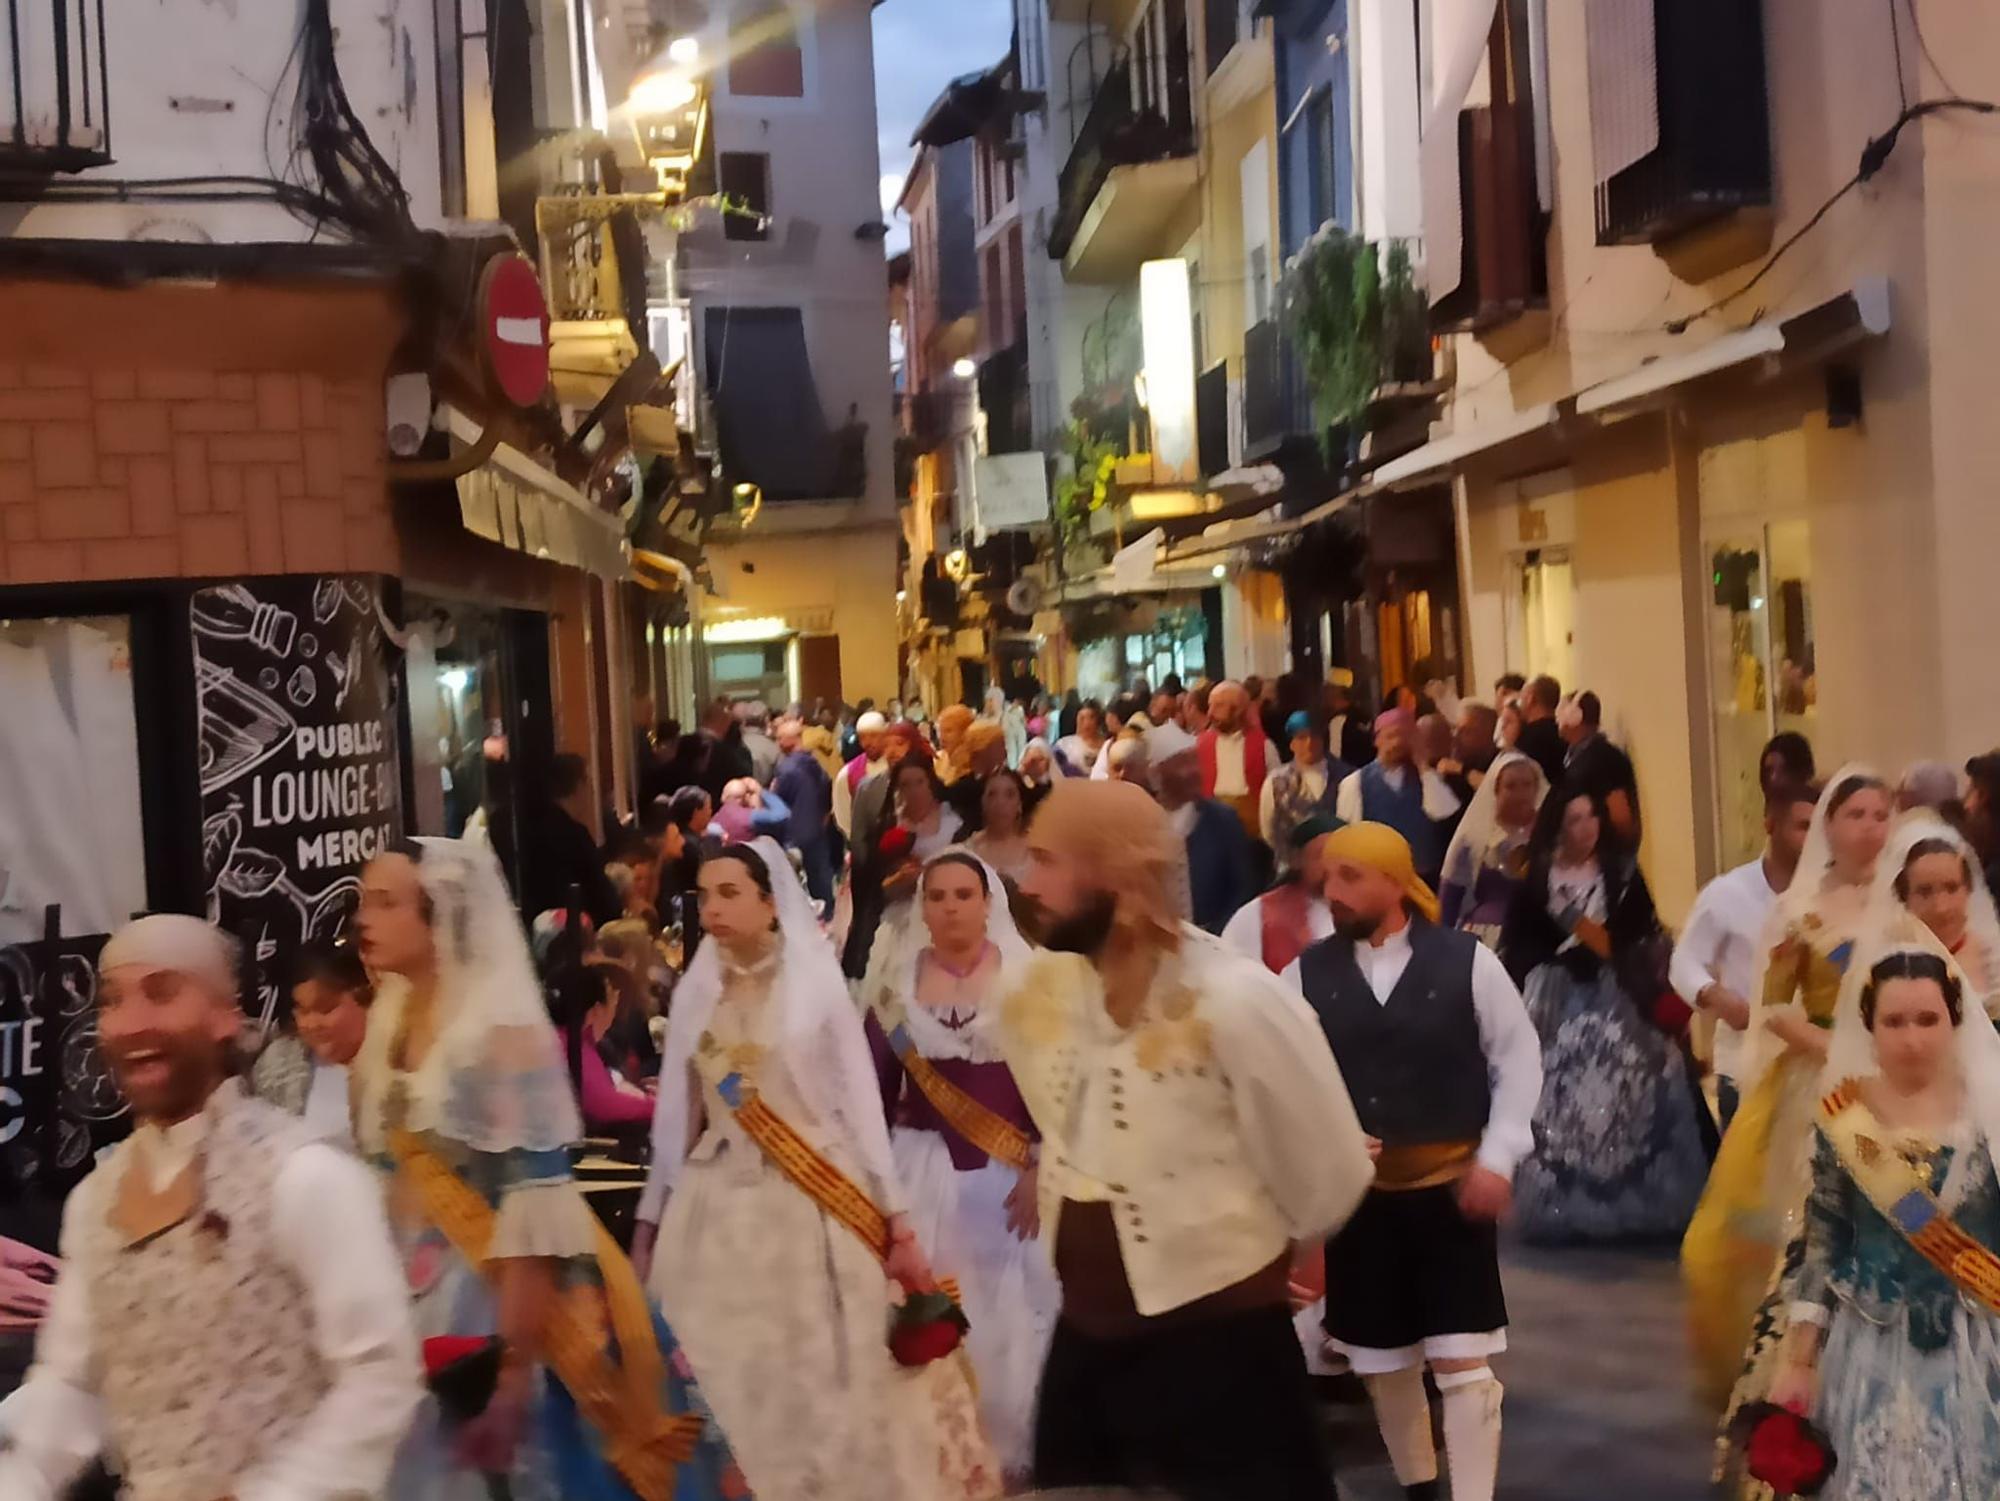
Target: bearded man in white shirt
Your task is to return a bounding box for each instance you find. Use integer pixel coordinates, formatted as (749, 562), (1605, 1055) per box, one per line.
(1005, 778), (1373, 1501)
(0, 915), (422, 1501)
(1284, 823), (1543, 1501)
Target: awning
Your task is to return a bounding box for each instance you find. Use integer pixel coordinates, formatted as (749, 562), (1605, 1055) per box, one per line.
(702, 306), (836, 500)
(1372, 402), (1558, 486)
(1576, 277), (1891, 415)
(444, 407), (628, 579)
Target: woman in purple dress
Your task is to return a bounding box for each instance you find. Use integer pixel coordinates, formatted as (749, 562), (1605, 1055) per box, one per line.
(862, 850), (1057, 1482)
(1439, 750), (1547, 949)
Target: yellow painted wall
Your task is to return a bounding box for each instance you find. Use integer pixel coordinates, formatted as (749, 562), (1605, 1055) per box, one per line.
(703, 525), (902, 705)
(1193, 27), (1278, 373)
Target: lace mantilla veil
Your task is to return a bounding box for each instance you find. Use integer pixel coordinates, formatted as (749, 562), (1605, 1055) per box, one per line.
(352, 835), (582, 1157)
(641, 837), (902, 1221)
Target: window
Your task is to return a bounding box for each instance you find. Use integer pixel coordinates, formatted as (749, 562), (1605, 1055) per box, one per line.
(728, 2), (806, 98)
(0, 615), (147, 945)
(719, 151), (771, 241)
(1305, 90), (1336, 234)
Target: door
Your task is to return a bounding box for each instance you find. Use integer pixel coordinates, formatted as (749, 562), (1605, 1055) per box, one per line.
(797, 634), (843, 708)
(1505, 546), (1574, 688)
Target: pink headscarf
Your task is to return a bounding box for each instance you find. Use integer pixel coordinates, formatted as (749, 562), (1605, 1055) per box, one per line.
(1374, 706), (1414, 735)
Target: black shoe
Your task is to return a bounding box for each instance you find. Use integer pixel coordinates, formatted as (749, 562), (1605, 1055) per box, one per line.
(1404, 1483), (1441, 1501)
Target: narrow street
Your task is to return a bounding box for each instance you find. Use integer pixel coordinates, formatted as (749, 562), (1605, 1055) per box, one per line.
(1332, 1245), (1715, 1501)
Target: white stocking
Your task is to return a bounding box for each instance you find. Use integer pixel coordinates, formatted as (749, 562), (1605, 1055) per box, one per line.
(1363, 1366), (1438, 1486)
(1436, 1367), (1502, 1501)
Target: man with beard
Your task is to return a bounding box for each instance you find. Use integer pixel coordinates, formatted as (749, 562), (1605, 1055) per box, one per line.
(1282, 824), (1541, 1501)
(1197, 679), (1278, 842)
(1003, 778), (1372, 1501)
(0, 915), (421, 1501)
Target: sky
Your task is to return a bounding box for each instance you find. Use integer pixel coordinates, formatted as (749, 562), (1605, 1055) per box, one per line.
(872, 0), (1015, 252)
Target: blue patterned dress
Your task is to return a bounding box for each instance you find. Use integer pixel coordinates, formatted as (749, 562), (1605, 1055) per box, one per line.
(1511, 867), (1711, 1243)
(1781, 1120), (2000, 1500)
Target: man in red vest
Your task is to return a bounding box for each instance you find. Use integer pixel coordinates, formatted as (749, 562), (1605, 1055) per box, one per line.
(1199, 679), (1278, 842)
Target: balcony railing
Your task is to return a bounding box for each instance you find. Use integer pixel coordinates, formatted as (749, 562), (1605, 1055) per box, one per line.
(1204, 0), (1246, 77)
(3, 0), (110, 171)
(1242, 319), (1312, 461)
(1592, 0), (1771, 244)
(1048, 44), (1195, 262)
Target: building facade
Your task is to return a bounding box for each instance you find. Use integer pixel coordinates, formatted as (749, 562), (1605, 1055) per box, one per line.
(675, 0), (900, 709)
(1389, 0), (2000, 915)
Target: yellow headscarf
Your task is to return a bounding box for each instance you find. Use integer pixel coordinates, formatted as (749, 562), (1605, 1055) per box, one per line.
(1322, 821), (1442, 923)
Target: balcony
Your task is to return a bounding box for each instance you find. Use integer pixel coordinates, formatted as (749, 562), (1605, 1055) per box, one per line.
(977, 342), (1033, 456)
(2, 0), (111, 172)
(1429, 0), (1547, 332)
(1242, 319), (1311, 461)
(1196, 359), (1230, 477)
(1590, 0), (1771, 244)
(1048, 51), (1197, 284)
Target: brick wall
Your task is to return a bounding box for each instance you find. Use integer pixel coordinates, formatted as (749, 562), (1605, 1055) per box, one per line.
(0, 363), (397, 585)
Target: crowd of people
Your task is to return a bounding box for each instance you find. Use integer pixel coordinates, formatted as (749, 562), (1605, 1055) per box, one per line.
(11, 662), (2000, 1501)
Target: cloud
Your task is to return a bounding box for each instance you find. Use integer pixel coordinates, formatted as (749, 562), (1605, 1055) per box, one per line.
(872, 0), (1014, 252)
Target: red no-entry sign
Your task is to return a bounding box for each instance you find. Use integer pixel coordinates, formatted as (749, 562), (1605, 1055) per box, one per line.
(479, 253), (551, 407)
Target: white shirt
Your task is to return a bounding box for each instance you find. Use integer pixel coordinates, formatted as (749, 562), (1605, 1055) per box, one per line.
(1166, 800), (1198, 840)
(1334, 762), (1463, 826)
(1283, 925), (1543, 1179)
(1259, 761), (1329, 847)
(302, 1062), (354, 1146)
(830, 755), (885, 836)
(0, 1112), (421, 1501)
(1210, 729), (1280, 799)
(1221, 892), (1335, 966)
(1670, 857), (1781, 1082)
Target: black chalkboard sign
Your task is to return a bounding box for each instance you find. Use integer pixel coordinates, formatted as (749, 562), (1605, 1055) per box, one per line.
(192, 575), (404, 1027)
(0, 924), (119, 1233)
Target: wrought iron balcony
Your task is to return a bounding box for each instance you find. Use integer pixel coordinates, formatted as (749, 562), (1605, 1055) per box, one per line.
(2, 0), (110, 172)
(1592, 0), (1771, 244)
(1242, 319), (1311, 460)
(1048, 48), (1195, 265)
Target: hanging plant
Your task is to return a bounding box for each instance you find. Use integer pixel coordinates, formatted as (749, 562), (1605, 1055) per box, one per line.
(1280, 229), (1429, 433)
(1052, 414), (1122, 551)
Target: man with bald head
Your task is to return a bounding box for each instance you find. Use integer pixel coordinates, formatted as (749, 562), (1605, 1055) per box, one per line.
(1006, 779), (1371, 1500)
(0, 916), (421, 1501)
(1197, 679), (1279, 842)
(1284, 825), (1541, 1501)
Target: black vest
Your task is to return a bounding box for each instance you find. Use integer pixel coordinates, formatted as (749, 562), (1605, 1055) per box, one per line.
(1298, 921), (1491, 1147)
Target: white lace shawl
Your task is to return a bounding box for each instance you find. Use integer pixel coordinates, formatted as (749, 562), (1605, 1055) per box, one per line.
(639, 837), (903, 1223)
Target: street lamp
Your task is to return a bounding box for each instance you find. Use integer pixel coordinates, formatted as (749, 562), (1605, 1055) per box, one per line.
(629, 67), (699, 114)
(668, 35), (700, 64)
(951, 357), (978, 380)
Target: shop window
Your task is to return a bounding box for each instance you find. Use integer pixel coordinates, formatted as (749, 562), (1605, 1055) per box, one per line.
(1509, 547), (1575, 692)
(405, 605), (511, 844)
(0, 615), (147, 945)
(1707, 520), (1815, 868)
(720, 151), (772, 241)
(728, 2), (807, 99)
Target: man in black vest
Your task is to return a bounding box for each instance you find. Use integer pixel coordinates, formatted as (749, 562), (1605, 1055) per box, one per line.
(1284, 822), (1542, 1501)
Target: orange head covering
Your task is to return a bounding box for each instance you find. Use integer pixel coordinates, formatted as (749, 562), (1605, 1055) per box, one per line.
(966, 721), (1005, 756)
(1028, 778), (1185, 951)
(1322, 821), (1441, 923)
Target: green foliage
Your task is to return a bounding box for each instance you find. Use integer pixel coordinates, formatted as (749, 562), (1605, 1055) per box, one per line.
(1052, 414), (1123, 549)
(1280, 228), (1429, 438)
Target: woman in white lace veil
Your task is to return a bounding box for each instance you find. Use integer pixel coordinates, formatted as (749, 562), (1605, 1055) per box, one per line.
(632, 838), (1001, 1500)
(351, 837), (747, 1501)
(1685, 765), (1894, 1406)
(1712, 927), (2000, 1497)
(858, 849), (1053, 1480)
(1437, 749), (1547, 947)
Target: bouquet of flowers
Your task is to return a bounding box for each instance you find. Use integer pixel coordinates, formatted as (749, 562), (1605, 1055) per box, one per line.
(1736, 1400), (1837, 1496)
(888, 1289), (969, 1367)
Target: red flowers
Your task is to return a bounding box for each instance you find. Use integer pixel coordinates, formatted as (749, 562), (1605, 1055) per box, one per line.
(1739, 1401), (1837, 1496)
(879, 826), (917, 862)
(888, 1290), (969, 1367)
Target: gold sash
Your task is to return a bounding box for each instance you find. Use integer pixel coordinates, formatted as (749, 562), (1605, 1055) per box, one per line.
(877, 1002), (1034, 1171)
(1373, 1139), (1479, 1192)
(692, 1041), (893, 1257)
(388, 1130), (700, 1501)
(1819, 1080), (2000, 1316)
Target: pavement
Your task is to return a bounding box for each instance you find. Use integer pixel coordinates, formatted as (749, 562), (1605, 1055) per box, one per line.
(1329, 1243), (1718, 1500)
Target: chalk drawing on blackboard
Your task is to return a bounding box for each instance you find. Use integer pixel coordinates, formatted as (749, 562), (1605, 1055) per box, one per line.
(196, 657), (295, 795)
(191, 583), (299, 655)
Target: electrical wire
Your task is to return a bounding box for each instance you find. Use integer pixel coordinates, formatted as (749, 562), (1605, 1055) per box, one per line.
(1887, 0), (1910, 112)
(1902, 0), (1962, 98)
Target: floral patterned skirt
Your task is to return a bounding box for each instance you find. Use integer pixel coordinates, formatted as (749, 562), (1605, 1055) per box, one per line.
(1514, 964), (1711, 1245)
(1719, 1301), (2000, 1500)
(652, 1133), (1001, 1501)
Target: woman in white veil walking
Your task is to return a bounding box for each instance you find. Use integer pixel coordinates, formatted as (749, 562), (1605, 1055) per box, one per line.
(632, 838), (1000, 1500)
(1437, 749), (1547, 949)
(859, 849), (1059, 1482)
(351, 837), (741, 1501)
(1715, 914), (2000, 1498)
(1685, 767), (1893, 1404)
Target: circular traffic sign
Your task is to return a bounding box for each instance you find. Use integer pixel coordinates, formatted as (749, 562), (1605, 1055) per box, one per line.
(479, 253), (551, 407)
